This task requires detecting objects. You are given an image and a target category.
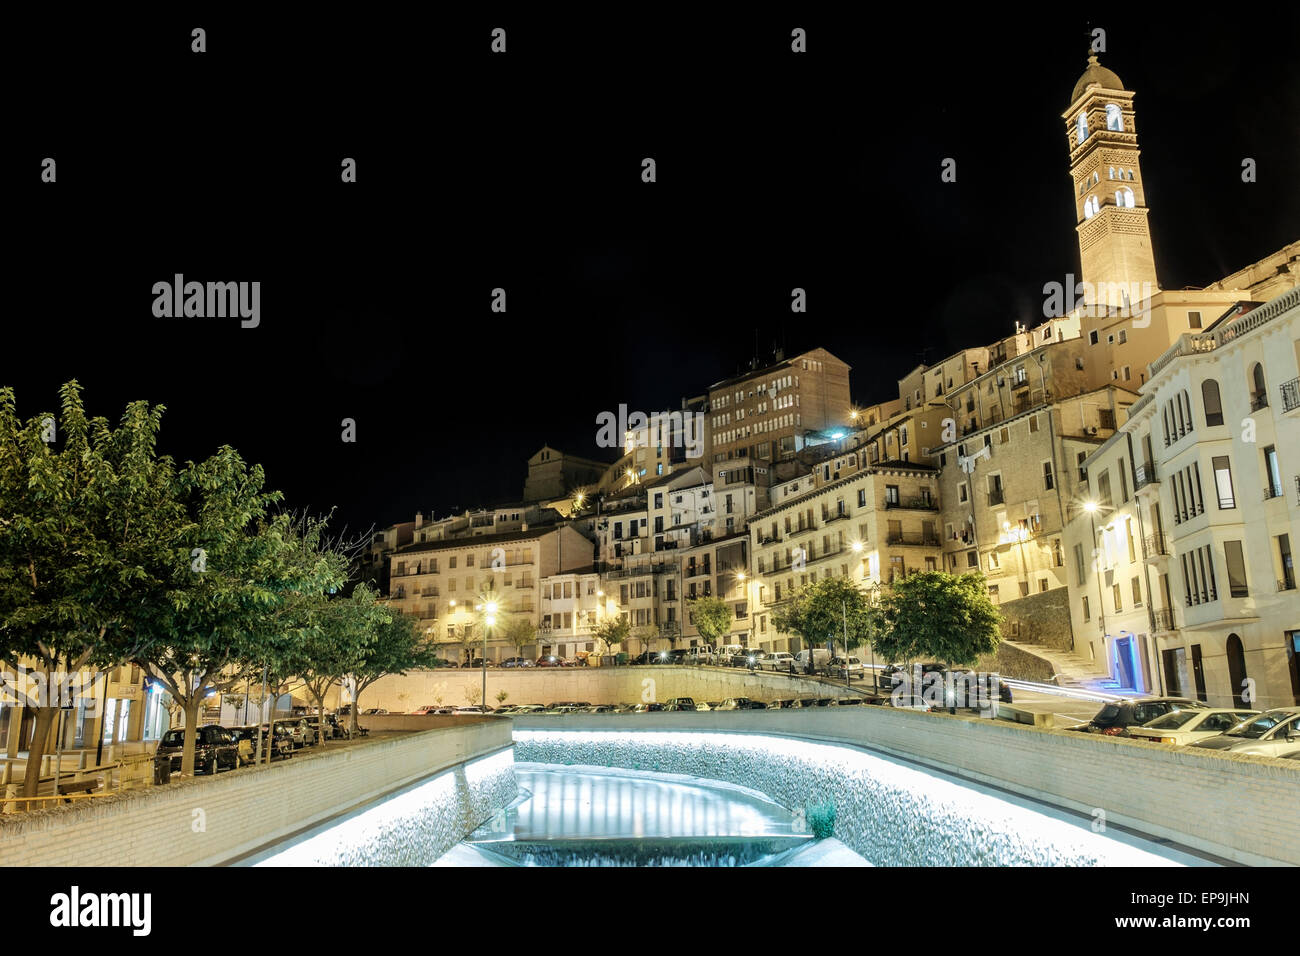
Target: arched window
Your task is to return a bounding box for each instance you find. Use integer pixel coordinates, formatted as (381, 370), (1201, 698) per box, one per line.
(1250, 363), (1268, 409)
(1108, 167), (1115, 179)
(1077, 113), (1089, 144)
(1127, 169), (1135, 180)
(1106, 104), (1123, 131)
(1182, 390), (1194, 433)
(1092, 171), (1100, 186)
(1226, 635), (1249, 708)
(1083, 196), (1099, 219)
(1116, 187), (1135, 208)
(1201, 379), (1224, 426)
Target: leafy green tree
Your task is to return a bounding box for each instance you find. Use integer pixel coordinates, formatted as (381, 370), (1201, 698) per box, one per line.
(340, 605), (437, 735)
(300, 584), (385, 747)
(875, 570), (1001, 667)
(500, 614), (538, 661)
(688, 596), (732, 649)
(0, 382), (187, 796)
(592, 617), (630, 660)
(773, 577), (876, 674)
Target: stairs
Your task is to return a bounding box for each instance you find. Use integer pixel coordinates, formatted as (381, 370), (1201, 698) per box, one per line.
(1002, 639), (1124, 694)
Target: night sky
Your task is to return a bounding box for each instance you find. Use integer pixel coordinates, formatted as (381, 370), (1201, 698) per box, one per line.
(7, 10), (1298, 541)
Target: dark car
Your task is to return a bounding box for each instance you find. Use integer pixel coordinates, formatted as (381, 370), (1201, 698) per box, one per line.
(501, 657), (533, 668)
(731, 648), (766, 668)
(231, 724), (294, 761)
(460, 658), (487, 668)
(1071, 697), (1204, 736)
(664, 697), (697, 711)
(535, 655), (567, 668)
(629, 650), (672, 666)
(155, 725), (240, 775)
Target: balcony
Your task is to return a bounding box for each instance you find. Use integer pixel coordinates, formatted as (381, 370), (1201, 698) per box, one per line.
(758, 531), (783, 545)
(420, 587), (440, 598)
(884, 495), (939, 511)
(886, 532), (942, 547)
(1250, 392), (1269, 412)
(1134, 462), (1158, 490)
(1264, 484), (1285, 502)
(1151, 607), (1176, 632)
(1011, 376), (1030, 391)
(1142, 533), (1168, 558)
(1282, 378), (1300, 413)
(823, 511), (850, 524)
(987, 490), (1005, 507)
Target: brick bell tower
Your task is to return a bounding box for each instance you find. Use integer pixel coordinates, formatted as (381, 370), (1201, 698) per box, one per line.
(1063, 53), (1160, 306)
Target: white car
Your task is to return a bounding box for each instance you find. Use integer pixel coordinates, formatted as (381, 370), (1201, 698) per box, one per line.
(1128, 707), (1259, 746)
(762, 652), (797, 673)
(694, 700), (712, 712)
(1190, 707), (1300, 758)
(828, 656), (866, 680)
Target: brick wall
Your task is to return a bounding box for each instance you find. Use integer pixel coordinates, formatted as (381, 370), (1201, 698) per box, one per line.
(0, 721), (512, 866)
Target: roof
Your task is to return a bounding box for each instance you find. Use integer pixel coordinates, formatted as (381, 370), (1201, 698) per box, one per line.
(1070, 54), (1124, 106)
(394, 524), (570, 555)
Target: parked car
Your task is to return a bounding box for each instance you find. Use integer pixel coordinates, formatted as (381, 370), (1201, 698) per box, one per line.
(762, 652), (797, 673)
(454, 706), (495, 714)
(716, 698), (753, 710)
(828, 656), (866, 680)
(1071, 697), (1204, 736)
(242, 723), (296, 760)
(680, 646), (717, 665)
(717, 644), (745, 664)
(582, 704), (617, 713)
(535, 654), (568, 668)
(769, 698), (797, 709)
(433, 707), (456, 715)
(1190, 707), (1300, 758)
(225, 725), (257, 765)
(792, 697), (822, 708)
(273, 718), (309, 748)
(510, 704), (547, 714)
(1128, 708), (1260, 746)
(794, 648), (831, 675)
(632, 703), (665, 713)
(706, 702), (724, 711)
(832, 697), (866, 706)
(664, 697), (697, 711)
(410, 705), (443, 715)
(362, 708), (388, 715)
(613, 702), (639, 713)
(155, 726), (239, 775)
(299, 718), (322, 746)
(694, 700), (713, 712)
(732, 648), (767, 669)
(460, 658), (486, 669)
(501, 657), (533, 668)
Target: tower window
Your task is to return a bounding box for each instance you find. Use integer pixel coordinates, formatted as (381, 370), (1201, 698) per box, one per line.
(1108, 167), (1115, 179)
(1105, 104), (1123, 131)
(1076, 113), (1088, 143)
(1116, 187), (1135, 208)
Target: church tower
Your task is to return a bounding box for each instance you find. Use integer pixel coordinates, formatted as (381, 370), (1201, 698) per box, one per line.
(1063, 54), (1159, 305)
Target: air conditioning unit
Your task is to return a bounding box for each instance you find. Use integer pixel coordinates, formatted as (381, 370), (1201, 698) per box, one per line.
(1088, 425), (1099, 435)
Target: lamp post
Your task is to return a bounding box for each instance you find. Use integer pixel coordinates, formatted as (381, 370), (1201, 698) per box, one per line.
(478, 601), (498, 712)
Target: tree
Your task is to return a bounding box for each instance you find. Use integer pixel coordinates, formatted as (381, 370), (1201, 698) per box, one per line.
(0, 382), (187, 796)
(875, 570), (1001, 668)
(688, 596), (732, 649)
(592, 617), (630, 661)
(464, 685), (482, 707)
(773, 577), (876, 675)
(299, 584), (382, 748)
(340, 604), (438, 735)
(495, 690), (509, 707)
(499, 614), (537, 662)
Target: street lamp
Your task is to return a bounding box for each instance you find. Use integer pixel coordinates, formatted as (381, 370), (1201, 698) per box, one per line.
(483, 600), (498, 712)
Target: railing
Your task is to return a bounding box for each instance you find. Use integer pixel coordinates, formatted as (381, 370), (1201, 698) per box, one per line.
(886, 532), (942, 547)
(823, 512), (850, 524)
(885, 496), (939, 511)
(1264, 484), (1284, 501)
(1282, 378), (1300, 413)
(1143, 533), (1168, 557)
(1279, 577), (1298, 593)
(1250, 393), (1269, 412)
(1148, 287), (1300, 379)
(1134, 462), (1158, 489)
(1151, 607), (1176, 632)
(758, 532), (782, 545)
(988, 490), (1005, 507)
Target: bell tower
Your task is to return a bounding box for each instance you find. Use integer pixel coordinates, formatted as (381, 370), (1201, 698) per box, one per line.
(1063, 54), (1159, 307)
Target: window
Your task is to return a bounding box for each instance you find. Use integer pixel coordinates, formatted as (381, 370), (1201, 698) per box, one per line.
(1105, 103), (1123, 131)
(1076, 113), (1089, 143)
(1082, 595), (1090, 621)
(1089, 330), (1099, 345)
(1029, 415), (1040, 433)
(988, 550), (1000, 571)
(1264, 445), (1283, 498)
(1118, 330), (1127, 344)
(1053, 538), (1064, 567)
(1042, 460), (1054, 490)
(1250, 363), (1268, 410)
(1201, 380), (1223, 426)
(1112, 582), (1123, 612)
(1188, 311), (1202, 329)
(1116, 187), (1135, 208)
(966, 550), (978, 568)
(959, 482), (968, 504)
(1224, 541), (1249, 598)
(1213, 456), (1235, 509)
(1074, 543), (1086, 586)
(1131, 576), (1142, 607)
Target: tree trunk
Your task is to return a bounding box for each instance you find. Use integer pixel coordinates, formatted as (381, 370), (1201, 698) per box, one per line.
(20, 706), (58, 797)
(313, 690), (327, 748)
(181, 697), (203, 775)
(349, 682), (362, 737)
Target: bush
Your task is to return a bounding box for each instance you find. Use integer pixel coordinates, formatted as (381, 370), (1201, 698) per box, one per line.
(806, 800), (837, 839)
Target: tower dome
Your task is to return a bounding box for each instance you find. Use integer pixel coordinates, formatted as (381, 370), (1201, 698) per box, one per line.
(1070, 54), (1123, 105)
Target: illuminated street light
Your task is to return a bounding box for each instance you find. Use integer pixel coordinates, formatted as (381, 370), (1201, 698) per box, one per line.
(851, 540), (864, 553)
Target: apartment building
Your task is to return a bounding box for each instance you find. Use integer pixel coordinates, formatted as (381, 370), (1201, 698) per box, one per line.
(748, 465), (942, 654)
(386, 524), (595, 663)
(537, 569), (605, 661)
(934, 385), (1139, 647)
(1065, 287), (1300, 709)
(707, 347), (852, 469)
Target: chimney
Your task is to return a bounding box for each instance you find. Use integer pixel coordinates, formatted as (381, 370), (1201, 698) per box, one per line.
(415, 512), (424, 529)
